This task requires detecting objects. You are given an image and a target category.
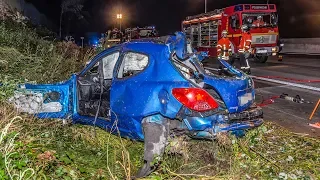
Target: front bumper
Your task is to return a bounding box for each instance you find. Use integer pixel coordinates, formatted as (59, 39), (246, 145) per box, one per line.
(254, 46), (279, 56)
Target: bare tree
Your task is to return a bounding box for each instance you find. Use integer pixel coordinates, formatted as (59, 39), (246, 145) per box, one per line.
(59, 0), (85, 39)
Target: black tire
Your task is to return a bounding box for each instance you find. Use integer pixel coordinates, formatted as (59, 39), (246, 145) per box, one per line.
(255, 55), (268, 63)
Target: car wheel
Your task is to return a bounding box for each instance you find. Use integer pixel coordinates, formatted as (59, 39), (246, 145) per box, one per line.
(254, 55), (268, 63)
(135, 119), (170, 178)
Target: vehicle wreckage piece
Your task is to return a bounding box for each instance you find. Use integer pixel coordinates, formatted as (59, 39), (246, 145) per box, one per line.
(9, 32), (263, 178)
(9, 91), (63, 114)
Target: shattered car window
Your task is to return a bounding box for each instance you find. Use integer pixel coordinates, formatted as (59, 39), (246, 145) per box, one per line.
(88, 62), (99, 75)
(102, 52), (120, 79)
(118, 52), (149, 78)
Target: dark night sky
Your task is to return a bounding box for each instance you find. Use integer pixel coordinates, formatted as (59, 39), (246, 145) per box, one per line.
(27, 0), (320, 38)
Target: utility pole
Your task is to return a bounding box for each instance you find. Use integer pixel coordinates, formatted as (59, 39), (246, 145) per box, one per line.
(80, 37), (84, 48)
(117, 14), (123, 32)
(205, 0), (207, 13)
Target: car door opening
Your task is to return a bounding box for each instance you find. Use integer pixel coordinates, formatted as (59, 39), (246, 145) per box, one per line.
(77, 52), (120, 119)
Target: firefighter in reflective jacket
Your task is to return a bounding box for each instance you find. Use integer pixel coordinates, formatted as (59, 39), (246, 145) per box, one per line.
(217, 30), (232, 61)
(238, 24), (252, 74)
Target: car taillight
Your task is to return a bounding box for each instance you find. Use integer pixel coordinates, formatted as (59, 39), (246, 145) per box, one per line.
(172, 88), (219, 112)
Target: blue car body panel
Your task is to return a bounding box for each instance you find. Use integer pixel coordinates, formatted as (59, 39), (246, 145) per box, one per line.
(16, 32), (262, 141)
(20, 77), (74, 118)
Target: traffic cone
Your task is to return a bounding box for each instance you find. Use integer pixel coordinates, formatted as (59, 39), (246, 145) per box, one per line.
(308, 99), (320, 128)
(309, 99), (320, 120)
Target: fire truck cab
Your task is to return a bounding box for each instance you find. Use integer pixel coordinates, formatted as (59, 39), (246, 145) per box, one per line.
(182, 4), (279, 63)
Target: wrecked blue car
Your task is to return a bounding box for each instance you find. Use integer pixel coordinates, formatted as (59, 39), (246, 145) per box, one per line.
(10, 32), (263, 177)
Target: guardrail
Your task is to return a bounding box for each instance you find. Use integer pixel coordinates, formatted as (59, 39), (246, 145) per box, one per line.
(281, 38), (320, 55)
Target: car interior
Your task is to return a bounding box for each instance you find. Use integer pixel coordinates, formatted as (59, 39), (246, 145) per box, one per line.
(76, 51), (148, 119)
(77, 52), (119, 119)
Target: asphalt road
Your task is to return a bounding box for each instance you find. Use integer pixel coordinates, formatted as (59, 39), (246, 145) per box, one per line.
(203, 55), (320, 137)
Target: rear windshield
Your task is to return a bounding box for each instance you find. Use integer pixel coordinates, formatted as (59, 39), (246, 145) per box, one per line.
(170, 52), (239, 79)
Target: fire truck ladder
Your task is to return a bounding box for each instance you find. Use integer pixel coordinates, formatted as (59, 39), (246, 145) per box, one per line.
(186, 9), (224, 20)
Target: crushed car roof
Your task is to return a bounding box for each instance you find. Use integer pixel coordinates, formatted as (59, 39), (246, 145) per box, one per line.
(117, 32), (189, 59)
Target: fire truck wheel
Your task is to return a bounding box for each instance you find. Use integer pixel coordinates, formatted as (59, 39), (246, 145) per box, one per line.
(254, 55), (268, 63)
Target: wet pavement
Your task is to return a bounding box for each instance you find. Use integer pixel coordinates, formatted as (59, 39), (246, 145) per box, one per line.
(204, 55), (320, 137)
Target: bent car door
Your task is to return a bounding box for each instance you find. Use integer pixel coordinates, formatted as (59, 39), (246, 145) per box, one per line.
(11, 49), (120, 121)
(9, 76), (76, 119)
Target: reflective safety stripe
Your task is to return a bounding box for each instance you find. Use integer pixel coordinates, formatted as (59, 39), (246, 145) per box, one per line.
(250, 76), (320, 92)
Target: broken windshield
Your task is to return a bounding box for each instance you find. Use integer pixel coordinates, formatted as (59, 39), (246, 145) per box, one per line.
(242, 13), (278, 28)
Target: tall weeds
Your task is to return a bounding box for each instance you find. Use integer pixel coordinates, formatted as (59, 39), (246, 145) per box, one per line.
(0, 103), (35, 179)
(0, 20), (95, 102)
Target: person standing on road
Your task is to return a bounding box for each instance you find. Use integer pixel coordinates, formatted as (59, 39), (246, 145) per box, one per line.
(216, 30), (233, 74)
(238, 24), (252, 74)
(217, 30), (233, 61)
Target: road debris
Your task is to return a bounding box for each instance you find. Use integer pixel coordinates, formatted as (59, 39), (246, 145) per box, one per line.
(280, 93), (312, 104)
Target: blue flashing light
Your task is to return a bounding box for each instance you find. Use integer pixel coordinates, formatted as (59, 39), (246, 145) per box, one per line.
(234, 5), (243, 11)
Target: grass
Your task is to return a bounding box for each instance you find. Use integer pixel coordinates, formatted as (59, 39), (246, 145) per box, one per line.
(1, 102), (319, 179)
(0, 18), (319, 179)
(0, 102), (144, 179)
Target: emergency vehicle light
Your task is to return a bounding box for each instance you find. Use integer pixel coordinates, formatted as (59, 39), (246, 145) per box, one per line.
(234, 5), (243, 11)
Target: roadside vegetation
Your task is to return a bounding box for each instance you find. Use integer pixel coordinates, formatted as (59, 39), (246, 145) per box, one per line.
(0, 17), (319, 179)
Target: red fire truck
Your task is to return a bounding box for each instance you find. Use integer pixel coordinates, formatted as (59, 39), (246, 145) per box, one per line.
(182, 4), (279, 63)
